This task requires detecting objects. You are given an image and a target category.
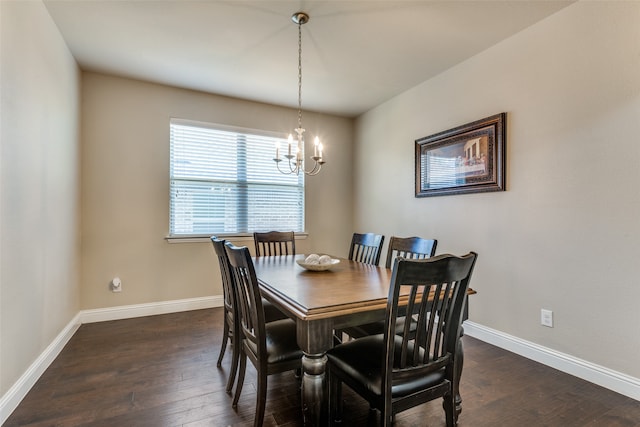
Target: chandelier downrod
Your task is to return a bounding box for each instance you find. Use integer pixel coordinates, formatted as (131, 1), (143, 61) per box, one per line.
(273, 11), (325, 176)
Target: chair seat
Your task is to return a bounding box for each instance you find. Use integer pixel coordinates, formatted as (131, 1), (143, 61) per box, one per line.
(246, 319), (303, 364)
(327, 335), (447, 398)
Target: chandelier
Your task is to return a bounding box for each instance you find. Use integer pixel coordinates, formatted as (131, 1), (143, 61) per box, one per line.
(274, 12), (325, 176)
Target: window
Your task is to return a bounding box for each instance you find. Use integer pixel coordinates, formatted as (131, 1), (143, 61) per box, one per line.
(169, 119), (304, 236)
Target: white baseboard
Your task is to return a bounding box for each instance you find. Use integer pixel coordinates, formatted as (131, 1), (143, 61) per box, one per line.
(463, 320), (640, 401)
(0, 295), (224, 425)
(79, 295), (224, 324)
(0, 312), (82, 424)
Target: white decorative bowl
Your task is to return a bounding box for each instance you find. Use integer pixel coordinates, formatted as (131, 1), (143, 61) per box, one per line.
(296, 258), (340, 271)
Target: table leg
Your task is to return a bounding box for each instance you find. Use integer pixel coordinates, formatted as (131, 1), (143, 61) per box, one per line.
(297, 319), (332, 427)
(301, 353), (328, 425)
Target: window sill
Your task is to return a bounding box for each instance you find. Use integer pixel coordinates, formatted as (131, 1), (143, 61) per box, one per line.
(165, 233), (309, 244)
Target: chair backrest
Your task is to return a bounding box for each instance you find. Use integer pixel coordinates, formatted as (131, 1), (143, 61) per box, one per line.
(348, 232), (385, 266)
(253, 231), (296, 256)
(382, 252), (477, 407)
(224, 242), (266, 362)
(211, 236), (235, 318)
(385, 236), (437, 269)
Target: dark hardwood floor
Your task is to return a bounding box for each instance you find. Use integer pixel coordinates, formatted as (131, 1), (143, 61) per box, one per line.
(5, 308), (640, 426)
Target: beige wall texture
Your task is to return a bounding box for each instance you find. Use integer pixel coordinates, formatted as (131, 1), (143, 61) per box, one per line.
(80, 73), (354, 310)
(354, 1), (640, 378)
(0, 1), (81, 396)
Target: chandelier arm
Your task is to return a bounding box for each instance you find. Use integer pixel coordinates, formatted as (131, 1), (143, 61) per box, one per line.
(276, 158), (296, 175)
(278, 156), (322, 176)
(300, 158), (321, 176)
(306, 162), (322, 176)
(276, 162), (291, 175)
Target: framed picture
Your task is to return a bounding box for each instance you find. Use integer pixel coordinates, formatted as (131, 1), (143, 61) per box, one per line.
(415, 113), (506, 198)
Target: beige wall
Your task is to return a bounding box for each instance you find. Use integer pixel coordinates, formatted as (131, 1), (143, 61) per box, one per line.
(0, 1), (81, 396)
(80, 73), (354, 309)
(355, 1), (640, 378)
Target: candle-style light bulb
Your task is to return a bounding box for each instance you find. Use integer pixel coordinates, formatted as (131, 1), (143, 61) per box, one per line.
(318, 142), (323, 160)
(275, 140), (280, 160)
(314, 136), (319, 157)
(287, 134), (293, 157)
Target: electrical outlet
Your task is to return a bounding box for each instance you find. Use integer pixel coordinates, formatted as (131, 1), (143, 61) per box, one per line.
(111, 277), (122, 293)
(540, 309), (553, 327)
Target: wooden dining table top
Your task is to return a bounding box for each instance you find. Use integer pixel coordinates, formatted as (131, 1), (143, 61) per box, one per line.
(254, 254), (393, 321)
(253, 254), (476, 322)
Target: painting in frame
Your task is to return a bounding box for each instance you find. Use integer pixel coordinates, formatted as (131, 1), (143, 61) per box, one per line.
(415, 113), (506, 197)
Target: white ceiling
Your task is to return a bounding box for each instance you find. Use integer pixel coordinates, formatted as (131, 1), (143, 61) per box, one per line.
(43, 0), (573, 117)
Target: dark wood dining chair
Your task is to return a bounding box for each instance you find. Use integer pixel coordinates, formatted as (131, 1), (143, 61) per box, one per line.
(210, 236), (241, 394)
(342, 235), (438, 339)
(224, 242), (303, 427)
(327, 252), (478, 427)
(348, 232), (385, 266)
(210, 237), (288, 396)
(385, 235), (437, 268)
(253, 231), (296, 256)
(335, 232), (387, 342)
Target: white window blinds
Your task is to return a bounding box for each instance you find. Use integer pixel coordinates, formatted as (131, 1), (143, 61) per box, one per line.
(169, 119), (304, 236)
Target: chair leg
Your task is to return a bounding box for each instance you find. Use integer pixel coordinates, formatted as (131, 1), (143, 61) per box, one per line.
(330, 374), (343, 424)
(382, 412), (393, 427)
(254, 371), (268, 427)
(443, 392), (456, 427)
(380, 402), (393, 427)
(216, 316), (229, 367)
(333, 331), (343, 346)
(232, 353), (247, 409)
(454, 329), (464, 417)
(225, 331), (239, 394)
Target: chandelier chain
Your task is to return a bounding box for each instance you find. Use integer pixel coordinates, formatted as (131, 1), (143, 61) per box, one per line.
(297, 20), (303, 130)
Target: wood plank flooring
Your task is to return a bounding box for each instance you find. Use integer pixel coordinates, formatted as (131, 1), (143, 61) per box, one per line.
(4, 308), (640, 426)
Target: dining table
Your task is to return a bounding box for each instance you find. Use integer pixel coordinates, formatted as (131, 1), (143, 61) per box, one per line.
(253, 254), (475, 426)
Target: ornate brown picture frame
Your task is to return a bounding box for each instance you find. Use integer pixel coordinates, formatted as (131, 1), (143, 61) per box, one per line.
(415, 113), (506, 197)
